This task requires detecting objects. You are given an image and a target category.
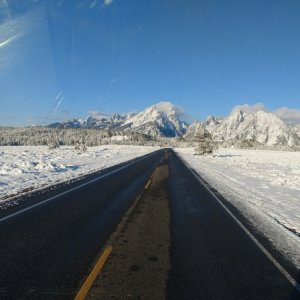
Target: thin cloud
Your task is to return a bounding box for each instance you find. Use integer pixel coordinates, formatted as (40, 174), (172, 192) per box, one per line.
(0, 34), (19, 48)
(103, 0), (114, 7)
(155, 101), (184, 115)
(274, 107), (300, 125)
(0, 7), (43, 71)
(0, 0), (12, 19)
(154, 101), (192, 122)
(52, 92), (65, 113)
(89, 111), (112, 119)
(0, 8), (41, 48)
(231, 103), (267, 114)
(107, 77), (118, 94)
(231, 103), (300, 125)
(89, 0), (98, 9)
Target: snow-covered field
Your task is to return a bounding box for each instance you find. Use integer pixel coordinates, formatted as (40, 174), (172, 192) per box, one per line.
(1, 145), (299, 267)
(175, 147), (300, 267)
(0, 145), (159, 202)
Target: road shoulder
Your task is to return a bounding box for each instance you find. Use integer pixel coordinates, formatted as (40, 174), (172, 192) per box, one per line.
(87, 158), (170, 299)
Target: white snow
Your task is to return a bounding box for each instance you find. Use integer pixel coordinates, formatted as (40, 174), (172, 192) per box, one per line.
(54, 102), (187, 138)
(122, 102), (187, 137)
(0, 145), (159, 202)
(175, 147), (300, 268)
(1, 144), (299, 267)
(294, 124), (300, 138)
(203, 109), (300, 147)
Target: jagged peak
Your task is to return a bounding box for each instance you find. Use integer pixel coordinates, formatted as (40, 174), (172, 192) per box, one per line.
(147, 101), (184, 117)
(205, 115), (221, 124)
(205, 106), (299, 147)
(153, 101), (176, 112)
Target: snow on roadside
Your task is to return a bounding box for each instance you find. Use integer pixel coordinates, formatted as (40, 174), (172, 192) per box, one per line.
(0, 145), (159, 202)
(175, 147), (300, 268)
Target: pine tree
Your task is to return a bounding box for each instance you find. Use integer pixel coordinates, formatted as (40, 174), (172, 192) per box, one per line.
(194, 127), (215, 155)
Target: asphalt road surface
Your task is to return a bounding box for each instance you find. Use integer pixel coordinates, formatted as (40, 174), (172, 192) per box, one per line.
(0, 150), (163, 299)
(167, 151), (300, 300)
(0, 149), (299, 299)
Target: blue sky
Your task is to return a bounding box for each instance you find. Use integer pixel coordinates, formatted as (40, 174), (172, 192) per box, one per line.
(0, 0), (300, 126)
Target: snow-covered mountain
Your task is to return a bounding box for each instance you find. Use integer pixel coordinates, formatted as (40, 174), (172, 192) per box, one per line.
(120, 102), (188, 137)
(293, 124), (300, 138)
(48, 102), (188, 138)
(48, 102), (299, 147)
(48, 112), (134, 130)
(203, 109), (300, 147)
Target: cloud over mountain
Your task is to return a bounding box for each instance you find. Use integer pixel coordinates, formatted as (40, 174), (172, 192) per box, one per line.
(274, 107), (300, 125)
(231, 103), (267, 114)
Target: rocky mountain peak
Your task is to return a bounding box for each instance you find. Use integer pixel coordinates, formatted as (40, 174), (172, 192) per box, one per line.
(48, 102), (187, 138)
(205, 109), (300, 147)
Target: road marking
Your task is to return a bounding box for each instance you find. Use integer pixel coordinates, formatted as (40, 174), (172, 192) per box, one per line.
(0, 151), (160, 223)
(145, 179), (151, 189)
(74, 245), (113, 300)
(179, 156), (300, 295)
(75, 165), (159, 299)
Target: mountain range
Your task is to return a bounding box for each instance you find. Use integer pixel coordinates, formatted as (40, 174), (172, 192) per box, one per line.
(49, 102), (188, 138)
(48, 102), (300, 148)
(202, 109), (299, 147)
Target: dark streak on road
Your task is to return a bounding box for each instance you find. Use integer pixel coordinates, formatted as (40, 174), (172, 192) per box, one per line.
(0, 150), (164, 299)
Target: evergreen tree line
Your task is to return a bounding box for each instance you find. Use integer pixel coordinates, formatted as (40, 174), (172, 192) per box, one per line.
(0, 127), (152, 147)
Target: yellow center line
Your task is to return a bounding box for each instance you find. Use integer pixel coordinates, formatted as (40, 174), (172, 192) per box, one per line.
(74, 245), (113, 300)
(145, 179), (151, 189)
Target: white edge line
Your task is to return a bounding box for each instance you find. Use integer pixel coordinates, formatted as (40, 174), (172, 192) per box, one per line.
(178, 155), (300, 294)
(0, 151), (159, 223)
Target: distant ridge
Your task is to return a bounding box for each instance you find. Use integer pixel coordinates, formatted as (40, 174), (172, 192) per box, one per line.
(48, 102), (188, 138)
(188, 109), (300, 147)
(48, 102), (299, 147)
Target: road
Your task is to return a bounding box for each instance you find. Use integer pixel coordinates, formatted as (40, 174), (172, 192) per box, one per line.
(167, 151), (300, 299)
(0, 149), (299, 299)
(0, 150), (163, 299)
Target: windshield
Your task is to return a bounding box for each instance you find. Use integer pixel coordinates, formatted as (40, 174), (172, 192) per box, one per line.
(0, 1), (300, 299)
(1, 0), (299, 127)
